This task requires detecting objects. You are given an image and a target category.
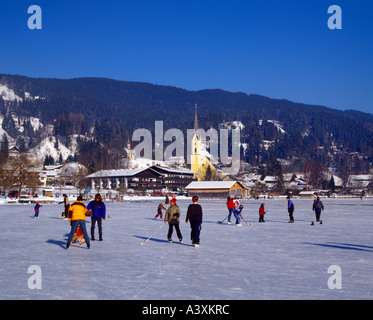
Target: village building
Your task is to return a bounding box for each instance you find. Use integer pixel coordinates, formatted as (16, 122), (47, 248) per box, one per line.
(86, 165), (195, 193)
(185, 181), (245, 199)
(346, 174), (373, 196)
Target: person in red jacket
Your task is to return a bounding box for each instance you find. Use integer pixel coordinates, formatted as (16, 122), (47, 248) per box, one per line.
(259, 203), (266, 222)
(226, 196), (236, 224)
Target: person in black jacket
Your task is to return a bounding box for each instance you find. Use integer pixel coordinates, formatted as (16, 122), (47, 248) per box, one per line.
(312, 196), (324, 225)
(287, 195), (295, 223)
(185, 196), (203, 247)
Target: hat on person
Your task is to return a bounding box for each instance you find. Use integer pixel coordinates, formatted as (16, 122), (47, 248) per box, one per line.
(170, 197), (177, 204)
(192, 196), (199, 202)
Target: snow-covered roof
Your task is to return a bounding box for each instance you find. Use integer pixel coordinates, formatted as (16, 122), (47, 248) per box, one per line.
(349, 175), (373, 181)
(87, 165), (196, 179)
(150, 166), (195, 175)
(263, 176), (277, 182)
(186, 181), (239, 190)
(86, 168), (148, 179)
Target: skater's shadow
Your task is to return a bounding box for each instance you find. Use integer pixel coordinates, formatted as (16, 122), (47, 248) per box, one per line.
(46, 239), (67, 249)
(46, 233), (69, 250)
(145, 218), (163, 221)
(303, 242), (373, 252)
(133, 235), (194, 247)
(133, 235), (169, 244)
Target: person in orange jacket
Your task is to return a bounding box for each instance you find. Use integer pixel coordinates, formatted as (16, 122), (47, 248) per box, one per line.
(66, 196), (90, 249)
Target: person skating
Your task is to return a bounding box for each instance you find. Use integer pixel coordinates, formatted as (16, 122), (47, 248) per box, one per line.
(155, 202), (165, 219)
(164, 197), (183, 243)
(59, 194), (70, 218)
(259, 203), (266, 222)
(233, 204), (244, 226)
(311, 196), (324, 225)
(226, 196), (235, 224)
(87, 194), (106, 241)
(66, 196), (90, 249)
(33, 201), (42, 218)
(185, 196), (203, 247)
(165, 194), (170, 210)
(287, 196), (294, 223)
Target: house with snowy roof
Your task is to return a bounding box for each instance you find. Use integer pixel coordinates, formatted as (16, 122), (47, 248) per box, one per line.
(185, 180), (245, 199)
(346, 174), (373, 195)
(86, 165), (195, 192)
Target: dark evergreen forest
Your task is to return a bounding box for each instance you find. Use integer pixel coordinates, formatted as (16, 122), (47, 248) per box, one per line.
(1, 74), (373, 176)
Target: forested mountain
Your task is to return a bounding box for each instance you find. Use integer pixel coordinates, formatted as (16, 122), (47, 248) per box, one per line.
(1, 73), (373, 179)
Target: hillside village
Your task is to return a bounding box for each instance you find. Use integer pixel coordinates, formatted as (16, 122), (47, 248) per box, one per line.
(1, 152), (372, 204)
(1, 97), (372, 203)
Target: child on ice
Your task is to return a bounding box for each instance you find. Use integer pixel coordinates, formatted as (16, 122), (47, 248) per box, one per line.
(233, 205), (244, 226)
(259, 203), (266, 222)
(34, 202), (42, 218)
(155, 202), (165, 219)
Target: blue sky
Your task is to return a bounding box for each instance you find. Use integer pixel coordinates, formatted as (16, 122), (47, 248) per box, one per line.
(1, 0), (372, 114)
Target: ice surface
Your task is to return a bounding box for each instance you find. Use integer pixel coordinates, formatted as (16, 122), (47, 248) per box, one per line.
(1, 198), (373, 300)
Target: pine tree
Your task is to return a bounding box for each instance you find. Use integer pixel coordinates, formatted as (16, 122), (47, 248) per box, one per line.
(328, 175), (336, 193)
(0, 133), (9, 163)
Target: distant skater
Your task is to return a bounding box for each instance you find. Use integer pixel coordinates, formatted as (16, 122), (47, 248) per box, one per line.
(259, 203), (266, 222)
(165, 194), (170, 210)
(311, 196), (324, 225)
(185, 196), (203, 247)
(59, 194), (70, 218)
(33, 201), (42, 218)
(226, 196), (235, 224)
(155, 202), (165, 219)
(233, 205), (244, 226)
(287, 196), (294, 223)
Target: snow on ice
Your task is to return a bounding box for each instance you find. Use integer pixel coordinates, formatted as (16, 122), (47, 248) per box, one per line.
(0, 198), (372, 300)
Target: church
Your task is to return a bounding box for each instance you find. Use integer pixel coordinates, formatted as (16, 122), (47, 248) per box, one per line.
(190, 104), (218, 181)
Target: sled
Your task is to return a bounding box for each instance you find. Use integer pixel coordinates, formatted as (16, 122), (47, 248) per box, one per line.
(71, 225), (85, 245)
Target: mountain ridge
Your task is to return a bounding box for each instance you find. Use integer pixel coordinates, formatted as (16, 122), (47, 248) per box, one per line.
(1, 74), (372, 181)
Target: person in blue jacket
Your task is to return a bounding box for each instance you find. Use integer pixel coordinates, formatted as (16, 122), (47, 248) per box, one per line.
(33, 201), (42, 218)
(287, 195), (295, 223)
(233, 204), (244, 226)
(87, 194), (106, 241)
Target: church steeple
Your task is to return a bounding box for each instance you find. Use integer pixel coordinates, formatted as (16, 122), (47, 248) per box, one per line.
(190, 103), (218, 181)
(194, 104), (199, 131)
(191, 103), (202, 180)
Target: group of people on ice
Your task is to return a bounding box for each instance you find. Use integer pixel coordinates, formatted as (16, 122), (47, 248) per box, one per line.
(226, 196), (245, 225)
(44, 189), (324, 250)
(155, 196), (203, 247)
(286, 195), (324, 225)
(152, 193), (325, 247)
(64, 193), (106, 249)
(225, 194), (324, 225)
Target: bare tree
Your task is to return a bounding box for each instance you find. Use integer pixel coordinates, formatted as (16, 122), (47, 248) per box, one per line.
(304, 160), (326, 189)
(0, 154), (40, 196)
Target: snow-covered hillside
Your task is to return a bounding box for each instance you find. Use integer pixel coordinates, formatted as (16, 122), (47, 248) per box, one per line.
(28, 136), (77, 162)
(0, 84), (23, 102)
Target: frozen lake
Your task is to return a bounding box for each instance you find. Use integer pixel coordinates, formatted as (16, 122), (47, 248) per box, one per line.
(1, 197), (372, 300)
